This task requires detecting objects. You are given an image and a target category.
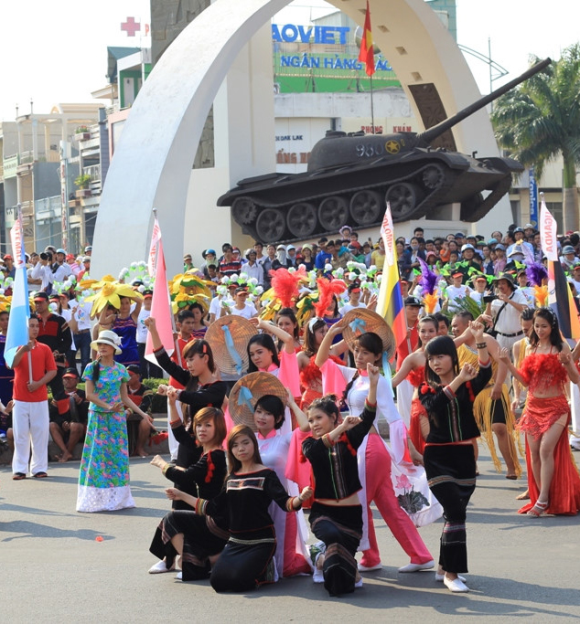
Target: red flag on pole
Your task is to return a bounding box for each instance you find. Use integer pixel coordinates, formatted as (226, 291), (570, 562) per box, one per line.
(145, 217), (175, 363)
(358, 1), (375, 76)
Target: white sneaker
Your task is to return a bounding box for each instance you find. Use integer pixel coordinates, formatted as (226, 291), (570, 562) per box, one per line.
(398, 559), (435, 573)
(354, 577), (364, 589)
(310, 542), (326, 583)
(148, 560), (174, 574)
(175, 571), (183, 580)
(435, 572), (466, 582)
(443, 576), (470, 593)
(358, 562), (382, 572)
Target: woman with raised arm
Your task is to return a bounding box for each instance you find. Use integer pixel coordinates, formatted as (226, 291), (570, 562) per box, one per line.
(287, 364), (380, 595)
(144, 317), (226, 450)
(275, 308), (301, 352)
(297, 317), (347, 410)
(419, 322), (491, 592)
(99, 295), (142, 367)
(391, 315), (439, 454)
(499, 307), (580, 517)
(245, 318), (301, 423)
(315, 316), (435, 576)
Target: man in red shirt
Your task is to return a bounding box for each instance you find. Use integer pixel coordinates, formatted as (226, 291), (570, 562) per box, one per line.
(10, 314), (57, 479)
(395, 296), (422, 429)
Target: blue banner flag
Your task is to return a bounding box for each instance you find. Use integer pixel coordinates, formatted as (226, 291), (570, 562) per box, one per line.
(4, 210), (30, 367)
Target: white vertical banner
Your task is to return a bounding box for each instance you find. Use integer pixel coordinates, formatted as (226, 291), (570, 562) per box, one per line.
(539, 197), (558, 261)
(148, 213), (161, 278)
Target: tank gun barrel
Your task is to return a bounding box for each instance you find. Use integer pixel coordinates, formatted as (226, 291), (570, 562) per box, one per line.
(417, 57), (551, 146)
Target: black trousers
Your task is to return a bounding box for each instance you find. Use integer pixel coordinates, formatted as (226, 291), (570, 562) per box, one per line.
(424, 444), (476, 574)
(309, 502), (362, 596)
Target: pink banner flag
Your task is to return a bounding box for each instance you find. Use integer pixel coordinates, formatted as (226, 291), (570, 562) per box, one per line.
(145, 226), (175, 363)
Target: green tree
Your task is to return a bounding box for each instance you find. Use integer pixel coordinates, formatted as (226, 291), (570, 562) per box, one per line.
(491, 45), (580, 232)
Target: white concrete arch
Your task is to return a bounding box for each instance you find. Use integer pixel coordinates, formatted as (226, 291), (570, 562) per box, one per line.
(92, 0), (504, 277)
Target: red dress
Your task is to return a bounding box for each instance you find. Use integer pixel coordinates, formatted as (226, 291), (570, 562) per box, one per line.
(517, 353), (580, 516)
(299, 354), (344, 409)
(407, 366), (427, 454)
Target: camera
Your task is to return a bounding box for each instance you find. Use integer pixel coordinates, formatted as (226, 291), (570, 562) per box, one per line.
(483, 294), (498, 304)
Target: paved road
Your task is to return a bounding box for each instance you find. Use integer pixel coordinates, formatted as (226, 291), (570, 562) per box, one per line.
(1, 447), (579, 624)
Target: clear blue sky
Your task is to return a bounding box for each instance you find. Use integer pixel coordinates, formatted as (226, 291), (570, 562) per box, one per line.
(0, 0), (578, 121)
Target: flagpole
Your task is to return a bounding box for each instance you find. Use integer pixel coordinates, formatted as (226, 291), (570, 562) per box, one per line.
(369, 73), (375, 134)
(28, 350), (33, 384)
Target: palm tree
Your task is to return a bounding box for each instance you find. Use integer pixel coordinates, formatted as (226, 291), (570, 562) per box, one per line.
(491, 45), (580, 232)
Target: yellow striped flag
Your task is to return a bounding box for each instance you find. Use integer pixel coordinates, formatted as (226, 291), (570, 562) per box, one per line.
(376, 203), (406, 346)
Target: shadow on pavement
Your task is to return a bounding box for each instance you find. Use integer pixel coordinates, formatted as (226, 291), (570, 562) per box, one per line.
(0, 520), (113, 543)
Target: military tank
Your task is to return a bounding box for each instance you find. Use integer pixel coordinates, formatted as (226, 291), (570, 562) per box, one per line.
(217, 59), (550, 243)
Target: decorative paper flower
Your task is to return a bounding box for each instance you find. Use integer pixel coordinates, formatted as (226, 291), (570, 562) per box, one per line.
(171, 272), (212, 297)
(85, 281), (143, 316)
(0, 295), (11, 313)
(171, 292), (210, 315)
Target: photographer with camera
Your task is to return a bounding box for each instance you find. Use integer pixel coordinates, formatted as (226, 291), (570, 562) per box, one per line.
(484, 274), (531, 354)
(32, 291), (73, 423)
(29, 250), (55, 293)
(52, 248), (73, 282)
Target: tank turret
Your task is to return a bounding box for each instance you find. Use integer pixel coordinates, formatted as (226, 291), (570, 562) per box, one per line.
(218, 59), (550, 243)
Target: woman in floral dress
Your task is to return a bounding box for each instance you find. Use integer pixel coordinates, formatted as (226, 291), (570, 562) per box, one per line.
(77, 330), (152, 512)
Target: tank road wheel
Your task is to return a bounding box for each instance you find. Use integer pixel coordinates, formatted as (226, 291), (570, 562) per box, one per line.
(255, 209), (286, 242)
(231, 196), (257, 225)
(349, 190), (382, 226)
(385, 182), (419, 220)
(287, 202), (317, 238)
(421, 164), (445, 190)
(318, 196), (349, 233)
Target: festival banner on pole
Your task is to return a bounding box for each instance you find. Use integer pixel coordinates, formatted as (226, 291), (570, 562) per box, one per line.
(145, 217), (175, 362)
(5, 207), (31, 367)
(540, 198), (580, 339)
(376, 203), (406, 346)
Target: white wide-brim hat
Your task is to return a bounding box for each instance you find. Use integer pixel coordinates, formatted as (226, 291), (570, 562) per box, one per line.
(90, 330), (122, 355)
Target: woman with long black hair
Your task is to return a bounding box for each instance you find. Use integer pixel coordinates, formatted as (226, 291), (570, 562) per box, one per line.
(77, 331), (150, 512)
(165, 425), (312, 592)
(316, 319), (435, 575)
(275, 308), (301, 352)
(143, 317), (227, 494)
(144, 317), (226, 454)
(500, 307), (580, 517)
(148, 406), (228, 579)
(288, 364), (380, 596)
(419, 322), (490, 592)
